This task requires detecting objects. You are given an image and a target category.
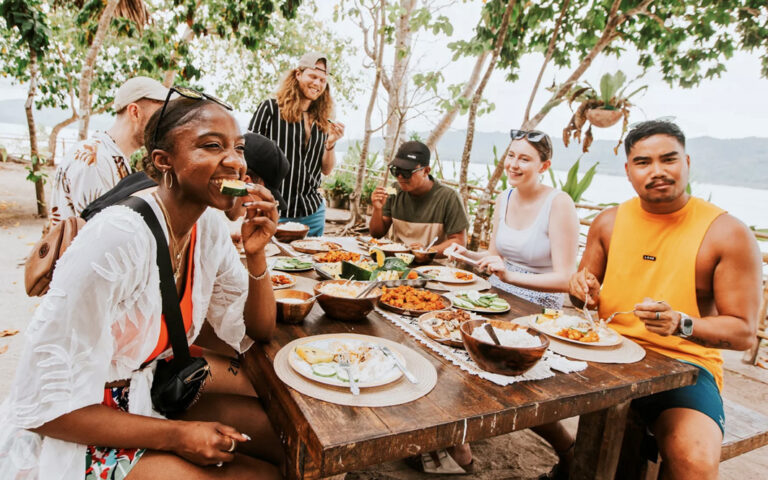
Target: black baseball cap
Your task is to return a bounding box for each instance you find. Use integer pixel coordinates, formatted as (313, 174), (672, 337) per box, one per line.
(243, 132), (289, 211)
(391, 141), (430, 170)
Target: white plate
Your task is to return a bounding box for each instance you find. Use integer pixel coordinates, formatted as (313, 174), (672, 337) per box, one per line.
(414, 266), (476, 284)
(270, 272), (296, 290)
(527, 314), (623, 347)
(288, 338), (404, 388)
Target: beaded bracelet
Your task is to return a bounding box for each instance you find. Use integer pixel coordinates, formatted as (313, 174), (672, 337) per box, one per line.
(248, 268), (269, 281)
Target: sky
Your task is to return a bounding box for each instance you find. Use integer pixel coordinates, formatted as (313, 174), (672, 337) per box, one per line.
(1, 2), (767, 142)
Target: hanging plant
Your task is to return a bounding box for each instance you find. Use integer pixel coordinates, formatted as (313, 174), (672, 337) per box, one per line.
(562, 71), (647, 153)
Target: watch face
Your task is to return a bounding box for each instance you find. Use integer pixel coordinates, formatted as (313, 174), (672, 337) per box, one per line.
(681, 317), (694, 336)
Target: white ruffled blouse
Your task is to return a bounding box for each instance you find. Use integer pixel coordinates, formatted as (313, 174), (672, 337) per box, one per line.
(0, 195), (253, 480)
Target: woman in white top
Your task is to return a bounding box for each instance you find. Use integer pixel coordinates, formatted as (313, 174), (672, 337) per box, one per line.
(445, 129), (580, 479)
(447, 129), (579, 306)
(0, 95), (283, 480)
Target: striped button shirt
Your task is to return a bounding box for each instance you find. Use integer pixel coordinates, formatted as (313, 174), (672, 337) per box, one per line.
(248, 98), (328, 218)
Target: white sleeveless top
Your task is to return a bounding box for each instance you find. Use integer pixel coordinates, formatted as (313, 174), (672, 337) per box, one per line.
(494, 188), (559, 274)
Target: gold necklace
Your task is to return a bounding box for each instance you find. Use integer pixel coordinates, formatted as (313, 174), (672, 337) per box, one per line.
(152, 192), (191, 281)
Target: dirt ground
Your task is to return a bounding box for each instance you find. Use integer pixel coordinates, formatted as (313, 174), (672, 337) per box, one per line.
(1, 161), (767, 479)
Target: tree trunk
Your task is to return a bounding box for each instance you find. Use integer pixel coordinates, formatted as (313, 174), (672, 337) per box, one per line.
(468, 0), (627, 250)
(25, 50), (46, 217)
(384, 0), (415, 157)
(458, 0), (516, 208)
(347, 0), (387, 230)
(77, 0), (120, 140)
(48, 113), (78, 163)
(48, 103), (112, 163)
(425, 51), (489, 152)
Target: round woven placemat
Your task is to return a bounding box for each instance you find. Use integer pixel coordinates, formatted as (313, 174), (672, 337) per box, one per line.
(274, 333), (437, 407)
(513, 315), (646, 364)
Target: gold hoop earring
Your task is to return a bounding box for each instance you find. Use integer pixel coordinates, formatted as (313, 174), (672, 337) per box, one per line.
(164, 170), (174, 189)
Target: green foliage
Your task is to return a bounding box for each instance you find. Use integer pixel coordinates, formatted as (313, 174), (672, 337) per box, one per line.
(548, 157), (598, 203)
(455, 0), (768, 91)
(0, 0), (50, 55)
(567, 70), (647, 110)
(25, 154), (48, 183)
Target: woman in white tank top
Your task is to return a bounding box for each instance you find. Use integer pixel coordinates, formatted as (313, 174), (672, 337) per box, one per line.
(444, 130), (580, 479)
(446, 129), (579, 309)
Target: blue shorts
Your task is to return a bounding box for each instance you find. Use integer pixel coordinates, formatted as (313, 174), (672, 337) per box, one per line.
(633, 361), (725, 435)
(280, 203), (326, 237)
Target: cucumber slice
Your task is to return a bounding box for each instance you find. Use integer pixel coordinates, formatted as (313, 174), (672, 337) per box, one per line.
(311, 363), (337, 378)
(220, 179), (247, 196)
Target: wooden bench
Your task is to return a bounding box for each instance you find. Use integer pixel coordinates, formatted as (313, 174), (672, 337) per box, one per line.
(616, 398), (768, 479)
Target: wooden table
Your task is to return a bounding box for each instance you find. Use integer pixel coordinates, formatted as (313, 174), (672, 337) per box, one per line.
(243, 274), (697, 480)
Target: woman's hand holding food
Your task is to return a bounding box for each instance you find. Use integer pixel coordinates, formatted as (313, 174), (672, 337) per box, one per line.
(241, 184), (278, 256)
(569, 268), (601, 308)
(173, 421), (249, 466)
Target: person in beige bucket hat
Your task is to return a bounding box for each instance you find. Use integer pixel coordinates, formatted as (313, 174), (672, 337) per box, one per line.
(48, 76), (168, 229)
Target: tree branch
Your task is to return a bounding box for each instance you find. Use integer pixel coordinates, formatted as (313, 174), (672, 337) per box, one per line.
(523, 0), (571, 124)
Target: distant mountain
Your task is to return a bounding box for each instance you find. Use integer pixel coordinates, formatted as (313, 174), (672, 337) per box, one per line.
(338, 130), (768, 189)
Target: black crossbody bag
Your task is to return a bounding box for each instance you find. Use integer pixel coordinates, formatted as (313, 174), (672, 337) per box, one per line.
(122, 196), (210, 417)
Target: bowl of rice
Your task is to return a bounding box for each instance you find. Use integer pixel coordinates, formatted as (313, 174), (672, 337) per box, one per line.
(313, 280), (382, 321)
(274, 221), (309, 242)
(460, 319), (549, 375)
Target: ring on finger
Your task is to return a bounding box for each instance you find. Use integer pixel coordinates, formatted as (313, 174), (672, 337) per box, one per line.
(655, 312), (660, 320)
(228, 438), (237, 452)
(216, 462), (223, 467)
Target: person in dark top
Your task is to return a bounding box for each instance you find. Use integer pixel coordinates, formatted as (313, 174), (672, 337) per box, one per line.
(248, 52), (345, 236)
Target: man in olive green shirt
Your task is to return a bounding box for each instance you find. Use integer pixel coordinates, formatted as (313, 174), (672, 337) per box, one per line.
(369, 141), (468, 253)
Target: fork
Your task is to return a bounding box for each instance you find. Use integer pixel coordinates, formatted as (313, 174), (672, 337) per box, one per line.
(338, 354), (359, 395)
(582, 293), (596, 327)
(604, 310), (635, 324)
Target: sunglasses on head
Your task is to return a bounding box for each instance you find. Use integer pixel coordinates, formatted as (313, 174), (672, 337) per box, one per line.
(151, 86), (233, 148)
(510, 129), (550, 143)
(389, 165), (425, 179)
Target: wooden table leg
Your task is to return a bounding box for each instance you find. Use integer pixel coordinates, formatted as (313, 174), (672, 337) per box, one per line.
(570, 401), (631, 480)
(283, 438), (321, 480)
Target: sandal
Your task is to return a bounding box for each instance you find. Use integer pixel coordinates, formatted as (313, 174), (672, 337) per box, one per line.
(405, 449), (474, 475)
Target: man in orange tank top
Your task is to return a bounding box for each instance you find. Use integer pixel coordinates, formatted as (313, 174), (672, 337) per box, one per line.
(568, 120), (761, 480)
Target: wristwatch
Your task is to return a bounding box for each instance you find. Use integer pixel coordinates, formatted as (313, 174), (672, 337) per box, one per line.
(676, 312), (694, 337)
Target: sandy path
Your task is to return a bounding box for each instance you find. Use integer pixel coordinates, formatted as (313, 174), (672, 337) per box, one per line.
(0, 161), (766, 479)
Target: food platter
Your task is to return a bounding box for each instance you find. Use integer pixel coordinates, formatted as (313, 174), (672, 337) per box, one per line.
(527, 312), (623, 347)
(288, 337), (404, 388)
(270, 256), (314, 272)
(448, 290), (511, 313)
(414, 265), (476, 284)
(270, 272), (296, 289)
(417, 309), (482, 348)
(312, 250), (362, 263)
(290, 238), (343, 254)
(378, 285), (452, 317)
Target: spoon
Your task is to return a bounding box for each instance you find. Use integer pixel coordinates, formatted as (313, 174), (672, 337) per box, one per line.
(483, 323), (502, 346)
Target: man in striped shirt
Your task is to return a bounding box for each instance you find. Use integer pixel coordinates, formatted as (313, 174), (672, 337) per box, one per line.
(248, 52), (345, 236)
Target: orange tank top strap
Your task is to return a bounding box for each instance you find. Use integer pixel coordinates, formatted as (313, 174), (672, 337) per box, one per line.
(144, 223), (198, 365)
(599, 197), (726, 389)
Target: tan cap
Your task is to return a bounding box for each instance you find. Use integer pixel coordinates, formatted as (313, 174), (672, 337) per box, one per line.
(297, 52), (329, 73)
(113, 76), (168, 112)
